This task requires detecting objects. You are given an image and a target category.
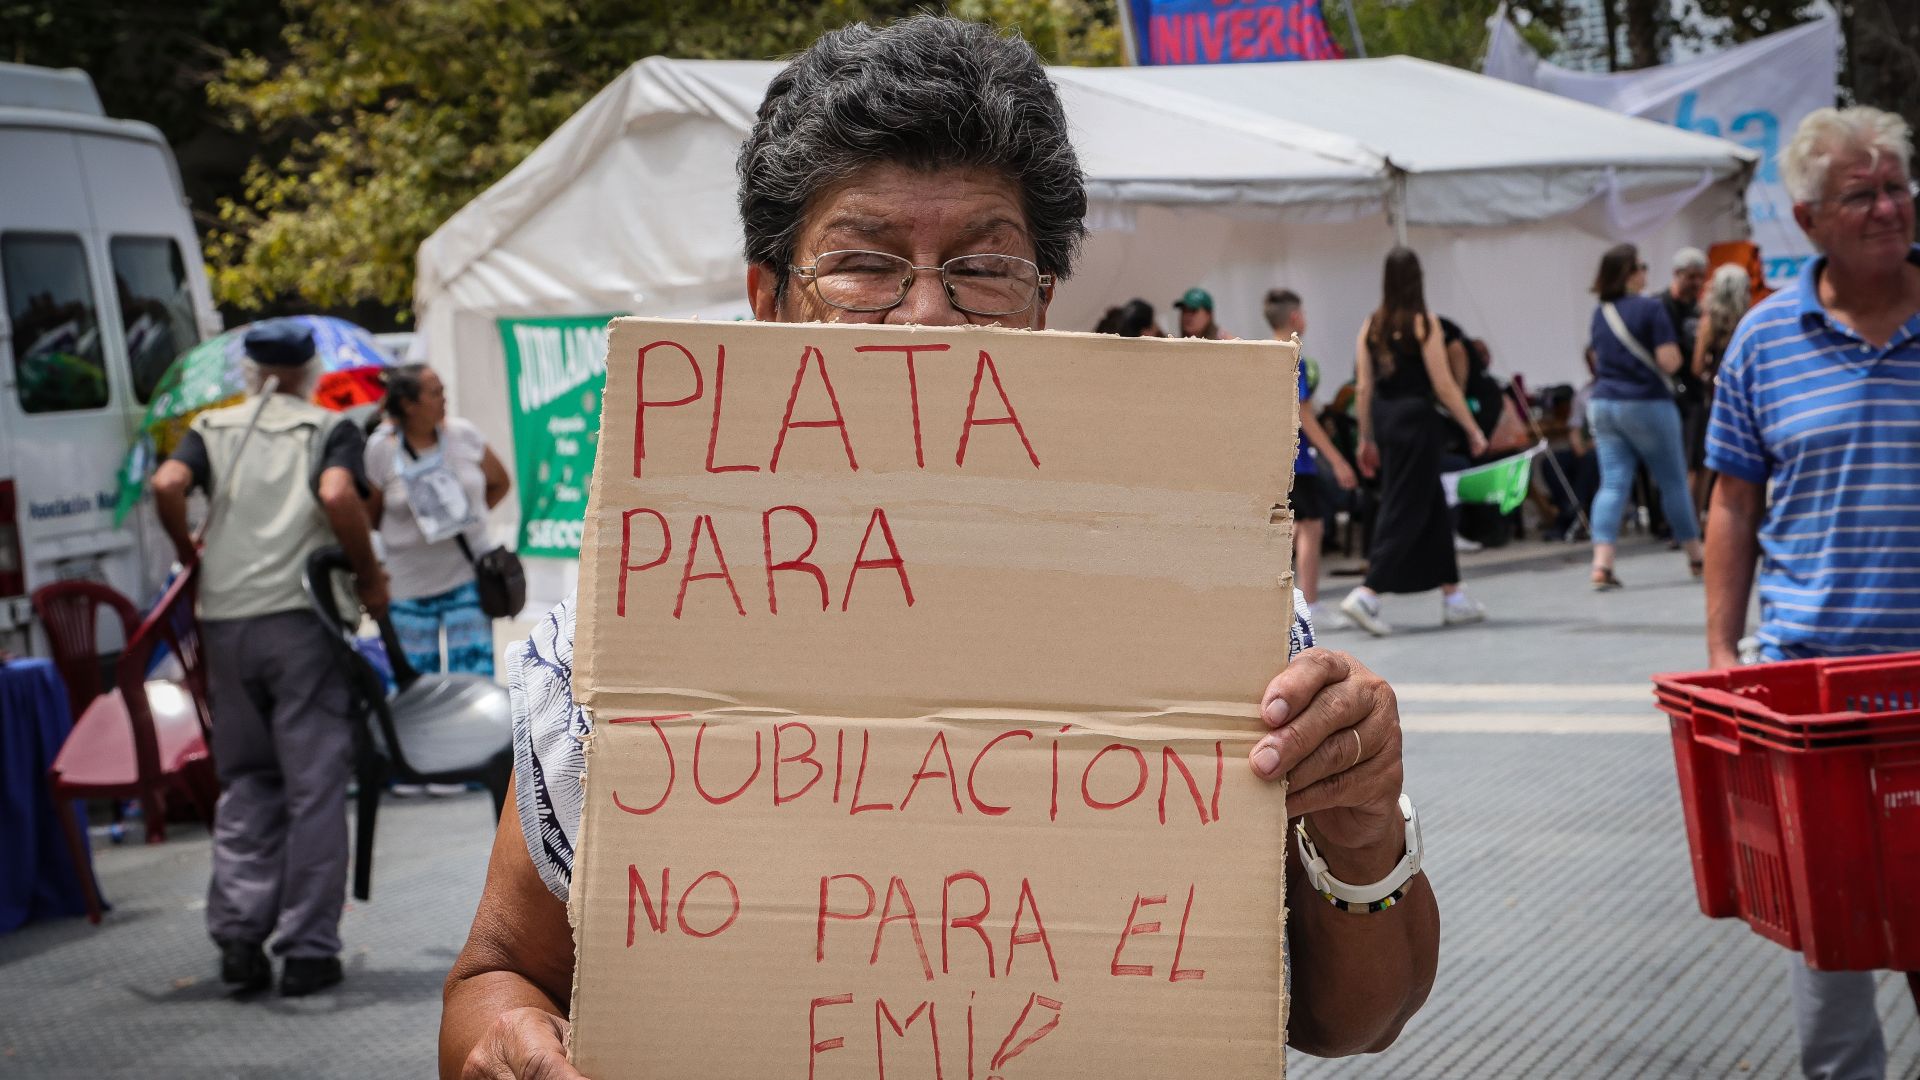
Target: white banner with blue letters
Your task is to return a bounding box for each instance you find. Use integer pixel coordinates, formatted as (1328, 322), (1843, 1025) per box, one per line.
(1485, 14), (1839, 287)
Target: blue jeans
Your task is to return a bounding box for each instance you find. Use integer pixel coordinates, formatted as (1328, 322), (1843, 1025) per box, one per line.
(1586, 397), (1699, 545)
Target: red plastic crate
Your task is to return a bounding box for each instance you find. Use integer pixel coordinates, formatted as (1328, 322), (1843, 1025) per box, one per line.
(1653, 653), (1920, 971)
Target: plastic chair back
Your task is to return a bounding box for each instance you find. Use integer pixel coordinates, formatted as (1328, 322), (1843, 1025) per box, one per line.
(31, 580), (141, 721)
(116, 569), (214, 784)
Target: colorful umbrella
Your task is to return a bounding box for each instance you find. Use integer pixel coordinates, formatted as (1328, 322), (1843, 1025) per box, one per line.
(112, 315), (398, 523)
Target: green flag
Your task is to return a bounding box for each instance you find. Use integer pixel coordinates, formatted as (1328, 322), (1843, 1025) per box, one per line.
(498, 315), (621, 557)
(1442, 442), (1546, 515)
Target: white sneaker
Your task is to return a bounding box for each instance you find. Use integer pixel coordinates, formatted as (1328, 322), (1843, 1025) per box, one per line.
(389, 783), (426, 797)
(1340, 589), (1393, 637)
(1443, 591), (1487, 626)
(1453, 533), (1483, 553)
(1306, 601), (1350, 632)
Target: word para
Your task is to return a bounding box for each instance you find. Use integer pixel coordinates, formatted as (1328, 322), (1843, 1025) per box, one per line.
(617, 505), (912, 619)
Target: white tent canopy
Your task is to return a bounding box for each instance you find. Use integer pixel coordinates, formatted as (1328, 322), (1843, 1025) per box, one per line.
(416, 53), (1755, 600)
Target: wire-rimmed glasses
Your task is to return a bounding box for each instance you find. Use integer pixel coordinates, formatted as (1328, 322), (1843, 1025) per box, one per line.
(790, 250), (1052, 317)
(1818, 178), (1920, 215)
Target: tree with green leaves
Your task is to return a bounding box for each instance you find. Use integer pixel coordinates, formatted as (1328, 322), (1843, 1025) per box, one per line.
(1323, 0), (1570, 70)
(204, 0), (1122, 317)
(205, 1), (914, 313)
(1, 0), (285, 233)
(952, 0), (1123, 66)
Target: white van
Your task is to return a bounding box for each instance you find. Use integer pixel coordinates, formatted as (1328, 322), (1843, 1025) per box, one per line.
(0, 62), (222, 655)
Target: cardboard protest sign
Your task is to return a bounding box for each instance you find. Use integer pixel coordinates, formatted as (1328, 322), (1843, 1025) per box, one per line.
(569, 318), (1299, 1080)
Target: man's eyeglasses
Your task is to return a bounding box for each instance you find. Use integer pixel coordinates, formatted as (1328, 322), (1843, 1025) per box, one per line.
(1817, 178), (1920, 215)
(790, 250), (1052, 317)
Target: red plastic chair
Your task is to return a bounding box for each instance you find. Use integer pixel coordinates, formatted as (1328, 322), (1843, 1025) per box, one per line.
(30, 580), (141, 722)
(46, 567), (217, 923)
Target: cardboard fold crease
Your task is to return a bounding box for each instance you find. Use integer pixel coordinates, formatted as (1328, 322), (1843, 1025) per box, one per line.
(567, 318), (1297, 1079)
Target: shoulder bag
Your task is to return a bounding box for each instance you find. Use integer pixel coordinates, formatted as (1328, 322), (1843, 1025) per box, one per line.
(1601, 302), (1679, 397)
(401, 434), (526, 619)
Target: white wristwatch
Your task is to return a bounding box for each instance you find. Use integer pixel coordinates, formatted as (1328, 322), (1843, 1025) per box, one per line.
(1294, 794), (1423, 911)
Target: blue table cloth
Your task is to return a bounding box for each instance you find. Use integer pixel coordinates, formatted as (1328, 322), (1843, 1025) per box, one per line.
(0, 657), (94, 932)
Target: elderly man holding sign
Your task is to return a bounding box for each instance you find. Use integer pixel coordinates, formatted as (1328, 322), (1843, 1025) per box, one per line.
(440, 16), (1438, 1079)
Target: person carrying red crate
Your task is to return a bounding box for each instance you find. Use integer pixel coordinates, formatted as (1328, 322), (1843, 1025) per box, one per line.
(1703, 105), (1920, 1080)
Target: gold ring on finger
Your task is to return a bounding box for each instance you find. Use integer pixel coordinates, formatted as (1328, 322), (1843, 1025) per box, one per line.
(1350, 728), (1363, 771)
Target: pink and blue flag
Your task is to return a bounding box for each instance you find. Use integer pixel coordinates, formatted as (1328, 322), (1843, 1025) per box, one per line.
(1123, 0), (1346, 66)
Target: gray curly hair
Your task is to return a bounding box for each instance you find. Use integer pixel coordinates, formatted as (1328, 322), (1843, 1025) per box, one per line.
(736, 15), (1088, 298)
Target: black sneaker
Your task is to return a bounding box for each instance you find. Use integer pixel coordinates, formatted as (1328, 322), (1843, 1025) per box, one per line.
(219, 940), (271, 993)
(278, 955), (344, 997)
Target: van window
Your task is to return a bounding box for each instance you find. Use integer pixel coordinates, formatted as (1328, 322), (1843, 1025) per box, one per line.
(110, 237), (197, 402)
(2, 233), (108, 413)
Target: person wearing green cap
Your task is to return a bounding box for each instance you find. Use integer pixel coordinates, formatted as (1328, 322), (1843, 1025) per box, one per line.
(1173, 286), (1233, 340)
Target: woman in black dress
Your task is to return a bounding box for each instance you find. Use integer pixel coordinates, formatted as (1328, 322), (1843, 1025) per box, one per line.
(1340, 247), (1490, 636)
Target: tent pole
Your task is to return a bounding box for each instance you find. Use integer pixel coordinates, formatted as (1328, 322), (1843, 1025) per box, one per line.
(1342, 0), (1368, 58)
(1390, 171), (1409, 247)
(1117, 2), (1140, 65)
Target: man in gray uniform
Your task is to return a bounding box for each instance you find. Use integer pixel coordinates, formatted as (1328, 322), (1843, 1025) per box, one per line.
(152, 320), (388, 996)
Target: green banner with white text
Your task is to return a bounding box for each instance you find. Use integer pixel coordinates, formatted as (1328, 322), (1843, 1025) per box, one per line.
(499, 315), (620, 557)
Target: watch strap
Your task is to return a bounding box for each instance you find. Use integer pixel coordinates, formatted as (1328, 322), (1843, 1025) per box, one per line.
(1295, 793), (1422, 907)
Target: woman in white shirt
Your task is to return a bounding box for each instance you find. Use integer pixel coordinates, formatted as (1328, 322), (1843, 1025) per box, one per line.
(365, 364), (510, 677)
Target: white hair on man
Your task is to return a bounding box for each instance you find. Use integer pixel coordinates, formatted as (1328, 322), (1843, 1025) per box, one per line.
(1781, 105), (1914, 203)
(241, 355), (322, 397)
(1671, 247), (1708, 273)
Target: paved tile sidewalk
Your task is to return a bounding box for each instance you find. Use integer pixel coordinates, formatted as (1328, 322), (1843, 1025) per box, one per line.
(1291, 731), (1918, 1079)
(3, 540), (1914, 1078)
(0, 794), (495, 1079)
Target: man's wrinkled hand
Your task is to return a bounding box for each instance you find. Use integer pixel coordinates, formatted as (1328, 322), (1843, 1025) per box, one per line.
(1246, 648), (1405, 867)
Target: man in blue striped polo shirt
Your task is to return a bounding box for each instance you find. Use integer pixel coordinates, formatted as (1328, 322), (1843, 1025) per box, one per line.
(1705, 105), (1919, 1080)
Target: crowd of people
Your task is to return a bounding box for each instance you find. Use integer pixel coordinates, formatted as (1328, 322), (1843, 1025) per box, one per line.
(1085, 236), (1777, 638)
(1082, 99), (1920, 1080)
(1093, 255), (1506, 637)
